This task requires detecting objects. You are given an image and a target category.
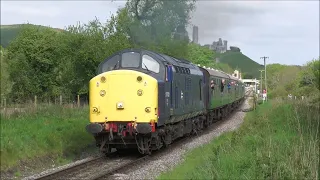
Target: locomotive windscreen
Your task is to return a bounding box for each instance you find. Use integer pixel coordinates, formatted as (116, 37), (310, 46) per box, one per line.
(98, 51), (160, 74)
(121, 52), (140, 68)
(99, 54), (120, 73)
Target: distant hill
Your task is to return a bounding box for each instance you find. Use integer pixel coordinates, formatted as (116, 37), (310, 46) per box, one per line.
(0, 24), (64, 48)
(214, 51), (263, 79)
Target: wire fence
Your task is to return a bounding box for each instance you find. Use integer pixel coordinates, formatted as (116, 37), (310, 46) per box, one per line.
(1, 95), (88, 108)
(0, 94), (89, 117)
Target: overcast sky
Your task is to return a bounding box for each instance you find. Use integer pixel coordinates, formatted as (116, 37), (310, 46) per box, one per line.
(1, 0), (319, 65)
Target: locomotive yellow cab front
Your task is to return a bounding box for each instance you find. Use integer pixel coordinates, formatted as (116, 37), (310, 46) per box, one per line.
(88, 69), (158, 132)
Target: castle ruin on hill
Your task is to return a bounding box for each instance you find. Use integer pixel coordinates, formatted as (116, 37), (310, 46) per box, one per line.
(203, 38), (241, 54)
(191, 26), (242, 63)
(191, 26), (241, 53)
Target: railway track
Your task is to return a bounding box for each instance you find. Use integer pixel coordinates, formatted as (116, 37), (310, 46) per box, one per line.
(89, 155), (150, 180)
(90, 96), (251, 179)
(29, 95), (250, 180)
(30, 153), (141, 180)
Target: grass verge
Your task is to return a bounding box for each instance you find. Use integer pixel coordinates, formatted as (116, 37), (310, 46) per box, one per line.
(0, 105), (94, 172)
(157, 100), (319, 180)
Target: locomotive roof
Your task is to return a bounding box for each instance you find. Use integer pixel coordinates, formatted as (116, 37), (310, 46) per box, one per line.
(204, 68), (230, 79)
(112, 48), (196, 66)
(114, 48), (202, 71)
(100, 48), (202, 75)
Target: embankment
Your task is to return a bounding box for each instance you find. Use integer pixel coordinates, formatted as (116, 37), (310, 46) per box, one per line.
(0, 105), (96, 178)
(158, 99), (319, 179)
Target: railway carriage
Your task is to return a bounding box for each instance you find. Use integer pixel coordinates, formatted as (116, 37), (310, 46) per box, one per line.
(86, 48), (245, 155)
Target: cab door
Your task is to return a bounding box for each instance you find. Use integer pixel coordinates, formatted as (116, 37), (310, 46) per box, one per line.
(160, 64), (173, 126)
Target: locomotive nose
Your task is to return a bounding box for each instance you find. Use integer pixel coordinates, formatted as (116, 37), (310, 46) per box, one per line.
(89, 70), (158, 124)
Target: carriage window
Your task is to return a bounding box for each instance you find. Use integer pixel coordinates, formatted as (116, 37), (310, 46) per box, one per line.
(121, 52), (140, 68)
(101, 55), (120, 73)
(142, 55), (160, 73)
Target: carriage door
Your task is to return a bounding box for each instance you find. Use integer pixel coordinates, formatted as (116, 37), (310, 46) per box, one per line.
(165, 65), (173, 116)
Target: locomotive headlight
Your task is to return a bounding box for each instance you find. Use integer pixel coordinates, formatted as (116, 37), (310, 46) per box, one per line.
(137, 76), (143, 82)
(100, 76), (106, 83)
(137, 89), (143, 96)
(100, 90), (106, 97)
(145, 107), (151, 113)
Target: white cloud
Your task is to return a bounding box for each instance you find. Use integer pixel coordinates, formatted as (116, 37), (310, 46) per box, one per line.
(1, 1), (125, 28)
(0, 0), (319, 65)
(189, 1), (319, 65)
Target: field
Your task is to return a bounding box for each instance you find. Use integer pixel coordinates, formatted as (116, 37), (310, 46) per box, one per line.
(0, 104), (94, 174)
(157, 99), (319, 179)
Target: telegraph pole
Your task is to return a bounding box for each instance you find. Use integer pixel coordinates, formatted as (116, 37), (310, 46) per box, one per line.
(260, 56), (269, 101)
(259, 70), (264, 95)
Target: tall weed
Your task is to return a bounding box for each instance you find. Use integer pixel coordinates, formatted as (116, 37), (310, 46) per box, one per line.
(158, 100), (319, 180)
(0, 105), (93, 171)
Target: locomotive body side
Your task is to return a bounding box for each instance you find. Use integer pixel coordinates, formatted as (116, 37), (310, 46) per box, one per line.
(160, 55), (205, 125)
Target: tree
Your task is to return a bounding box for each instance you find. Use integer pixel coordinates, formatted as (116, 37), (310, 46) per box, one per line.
(297, 58), (320, 94)
(0, 46), (12, 99)
(124, 0), (196, 58)
(6, 25), (62, 102)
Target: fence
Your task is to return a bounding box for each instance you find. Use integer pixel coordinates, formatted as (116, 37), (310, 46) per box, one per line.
(0, 95), (89, 117)
(1, 95), (89, 108)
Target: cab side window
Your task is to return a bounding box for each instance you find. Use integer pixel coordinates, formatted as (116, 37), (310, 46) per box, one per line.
(142, 55), (160, 73)
(100, 55), (120, 73)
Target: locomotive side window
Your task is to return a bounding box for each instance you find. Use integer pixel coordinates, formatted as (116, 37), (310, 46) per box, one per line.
(121, 52), (140, 68)
(142, 55), (160, 73)
(101, 55), (120, 73)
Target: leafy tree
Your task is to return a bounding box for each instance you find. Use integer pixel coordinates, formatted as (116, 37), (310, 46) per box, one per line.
(298, 59), (319, 89)
(124, 0), (195, 58)
(6, 25), (63, 102)
(186, 43), (214, 66)
(0, 46), (12, 99)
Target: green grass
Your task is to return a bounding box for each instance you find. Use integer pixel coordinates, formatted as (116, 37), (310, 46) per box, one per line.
(215, 51), (263, 78)
(0, 104), (94, 171)
(157, 100), (319, 180)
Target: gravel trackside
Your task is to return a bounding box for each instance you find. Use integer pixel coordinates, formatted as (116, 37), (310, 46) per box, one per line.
(110, 97), (252, 180)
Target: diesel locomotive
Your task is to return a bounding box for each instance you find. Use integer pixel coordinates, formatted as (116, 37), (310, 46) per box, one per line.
(85, 48), (245, 155)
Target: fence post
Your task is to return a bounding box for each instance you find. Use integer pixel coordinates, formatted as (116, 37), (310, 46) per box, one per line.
(60, 95), (62, 106)
(77, 95), (80, 108)
(4, 98), (6, 108)
(34, 95), (37, 108)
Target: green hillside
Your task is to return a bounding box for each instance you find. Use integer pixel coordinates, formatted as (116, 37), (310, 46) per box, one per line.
(0, 24), (63, 48)
(215, 51), (263, 79)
